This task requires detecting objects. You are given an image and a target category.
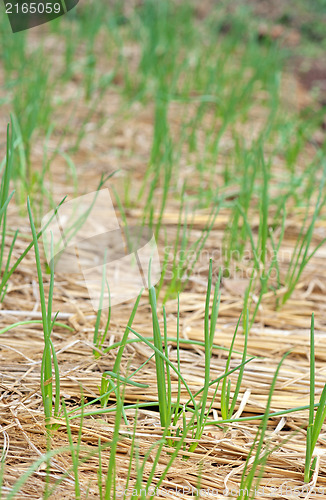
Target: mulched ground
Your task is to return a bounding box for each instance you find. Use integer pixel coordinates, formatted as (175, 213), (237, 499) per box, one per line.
(1, 3), (326, 498)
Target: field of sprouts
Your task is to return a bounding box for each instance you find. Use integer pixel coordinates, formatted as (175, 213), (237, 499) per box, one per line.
(0, 1), (326, 498)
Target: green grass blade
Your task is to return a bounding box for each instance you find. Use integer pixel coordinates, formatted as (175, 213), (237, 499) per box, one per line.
(149, 285), (168, 427)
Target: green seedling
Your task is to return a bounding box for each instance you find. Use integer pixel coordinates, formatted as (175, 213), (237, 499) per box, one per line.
(223, 147), (258, 271)
(158, 188), (220, 302)
(221, 311), (248, 420)
(104, 377), (125, 500)
(10, 50), (53, 175)
(100, 291), (142, 427)
(0, 121), (71, 304)
(237, 351), (290, 499)
(92, 251), (111, 357)
(188, 260), (221, 452)
(148, 282), (170, 428)
(304, 313), (326, 483)
(27, 197), (61, 430)
(283, 163), (326, 305)
(62, 398), (84, 500)
(0, 120), (16, 302)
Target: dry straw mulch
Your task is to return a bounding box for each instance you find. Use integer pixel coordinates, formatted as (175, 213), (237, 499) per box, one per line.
(1, 22), (326, 500)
